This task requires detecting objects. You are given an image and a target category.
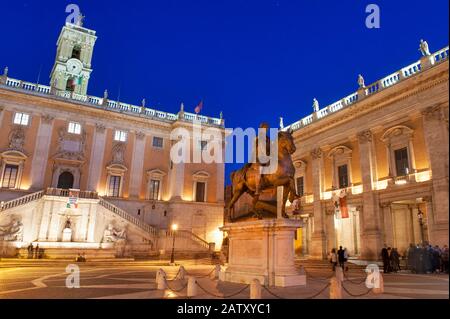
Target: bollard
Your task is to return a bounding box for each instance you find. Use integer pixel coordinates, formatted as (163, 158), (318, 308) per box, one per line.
(187, 276), (197, 297)
(250, 279), (262, 299)
(329, 277), (342, 299)
(178, 265), (186, 280)
(335, 267), (344, 282)
(373, 272), (384, 294)
(157, 269), (167, 290)
(213, 264), (221, 280)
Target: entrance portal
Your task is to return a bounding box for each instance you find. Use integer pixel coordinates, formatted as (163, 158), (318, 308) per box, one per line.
(57, 171), (74, 189)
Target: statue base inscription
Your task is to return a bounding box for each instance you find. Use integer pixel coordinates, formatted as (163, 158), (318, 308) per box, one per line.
(219, 219), (306, 287)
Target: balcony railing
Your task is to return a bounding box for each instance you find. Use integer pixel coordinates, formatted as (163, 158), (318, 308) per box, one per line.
(0, 190), (44, 212)
(45, 187), (98, 199)
(0, 78), (224, 128)
(285, 46), (449, 132)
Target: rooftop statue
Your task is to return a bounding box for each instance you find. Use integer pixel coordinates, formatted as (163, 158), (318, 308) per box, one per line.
(419, 39), (431, 56)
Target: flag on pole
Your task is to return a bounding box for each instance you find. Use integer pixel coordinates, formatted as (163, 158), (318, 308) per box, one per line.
(194, 100), (203, 114)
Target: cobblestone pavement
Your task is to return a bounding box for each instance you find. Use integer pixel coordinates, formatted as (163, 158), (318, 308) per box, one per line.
(0, 259), (448, 299)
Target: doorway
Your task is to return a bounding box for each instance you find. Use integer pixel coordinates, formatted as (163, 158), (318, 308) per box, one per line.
(57, 171), (74, 189)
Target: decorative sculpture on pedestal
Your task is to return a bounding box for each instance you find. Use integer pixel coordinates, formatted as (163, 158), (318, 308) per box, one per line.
(226, 123), (297, 221)
(0, 218), (24, 241)
(102, 224), (127, 243)
(419, 39), (431, 56)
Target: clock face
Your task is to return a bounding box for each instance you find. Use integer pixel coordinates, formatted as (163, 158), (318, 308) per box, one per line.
(66, 58), (83, 75)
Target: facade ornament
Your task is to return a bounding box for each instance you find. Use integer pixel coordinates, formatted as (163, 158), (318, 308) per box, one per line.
(111, 142), (126, 164)
(310, 148), (323, 159)
(135, 131), (145, 140)
(219, 111), (223, 119)
(421, 105), (443, 122)
(419, 39), (431, 56)
(312, 98), (320, 113)
(102, 89), (109, 106)
(141, 98), (146, 108)
(55, 127), (86, 161)
(358, 74), (366, 88)
(279, 116), (284, 129)
(8, 126), (26, 151)
(422, 196), (432, 203)
(3, 66), (8, 77)
(41, 114), (54, 124)
(95, 123), (106, 133)
(0, 218), (24, 241)
(379, 202), (391, 208)
(102, 224), (127, 242)
(76, 12), (85, 27)
(357, 130), (373, 144)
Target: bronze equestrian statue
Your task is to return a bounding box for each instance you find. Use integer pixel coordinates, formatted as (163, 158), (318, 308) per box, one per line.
(227, 126), (297, 221)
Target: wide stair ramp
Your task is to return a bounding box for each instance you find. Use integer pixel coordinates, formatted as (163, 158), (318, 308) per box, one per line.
(0, 190), (45, 212)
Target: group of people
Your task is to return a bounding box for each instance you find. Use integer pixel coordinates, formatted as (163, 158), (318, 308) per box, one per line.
(27, 243), (43, 259)
(381, 245), (401, 273)
(329, 246), (349, 271)
(381, 243), (449, 274)
(406, 243), (448, 274)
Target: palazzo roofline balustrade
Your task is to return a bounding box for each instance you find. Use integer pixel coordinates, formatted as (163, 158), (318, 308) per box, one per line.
(285, 46), (449, 132)
(0, 78), (223, 128)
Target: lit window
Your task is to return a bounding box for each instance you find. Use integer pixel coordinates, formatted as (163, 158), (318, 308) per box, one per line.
(2, 164), (19, 188)
(195, 181), (206, 202)
(114, 130), (127, 142)
(395, 148), (409, 176)
(13, 112), (29, 126)
(338, 165), (349, 189)
(153, 137), (163, 148)
(199, 140), (208, 151)
(68, 122), (81, 134)
(149, 179), (161, 200)
(296, 176), (304, 197)
(108, 175), (121, 197)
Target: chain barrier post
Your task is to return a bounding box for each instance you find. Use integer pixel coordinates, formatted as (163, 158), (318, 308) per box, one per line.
(330, 276), (342, 299)
(187, 276), (198, 297)
(178, 265), (186, 280)
(250, 279), (262, 299)
(373, 272), (384, 294)
(214, 264), (221, 280)
(157, 269), (167, 290)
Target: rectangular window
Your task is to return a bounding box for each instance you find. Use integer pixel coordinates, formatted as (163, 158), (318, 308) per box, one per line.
(114, 130), (127, 142)
(13, 112), (29, 126)
(68, 122), (81, 134)
(296, 176), (304, 197)
(395, 147), (409, 176)
(338, 164), (349, 189)
(108, 175), (121, 197)
(199, 140), (208, 151)
(149, 179), (161, 200)
(153, 137), (163, 148)
(2, 164), (19, 188)
(195, 182), (206, 202)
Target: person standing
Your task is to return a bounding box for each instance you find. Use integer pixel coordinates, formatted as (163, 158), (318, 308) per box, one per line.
(329, 248), (338, 271)
(441, 245), (449, 273)
(381, 244), (390, 273)
(407, 244), (415, 272)
(343, 248), (349, 272)
(337, 246), (345, 271)
(34, 244), (39, 259)
(27, 243), (34, 259)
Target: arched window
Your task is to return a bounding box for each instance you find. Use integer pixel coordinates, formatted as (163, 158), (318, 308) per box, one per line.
(71, 46), (81, 59)
(57, 171), (74, 189)
(66, 78), (75, 92)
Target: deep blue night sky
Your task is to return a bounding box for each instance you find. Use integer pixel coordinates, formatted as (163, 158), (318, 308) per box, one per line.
(0, 0), (448, 184)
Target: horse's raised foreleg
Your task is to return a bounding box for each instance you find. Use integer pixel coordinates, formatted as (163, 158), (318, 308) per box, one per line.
(282, 184), (291, 218)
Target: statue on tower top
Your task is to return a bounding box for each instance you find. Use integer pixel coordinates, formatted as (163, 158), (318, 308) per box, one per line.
(76, 12), (85, 27)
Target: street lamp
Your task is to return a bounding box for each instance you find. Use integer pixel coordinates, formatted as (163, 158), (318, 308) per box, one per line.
(417, 209), (424, 244)
(170, 223), (178, 265)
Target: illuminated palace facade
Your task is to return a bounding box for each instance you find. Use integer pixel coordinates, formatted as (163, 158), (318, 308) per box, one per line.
(232, 45), (449, 260)
(0, 21), (225, 258)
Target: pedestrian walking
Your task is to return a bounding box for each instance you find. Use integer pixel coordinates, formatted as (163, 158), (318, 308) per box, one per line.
(329, 248), (338, 271)
(381, 244), (390, 273)
(337, 246), (345, 271)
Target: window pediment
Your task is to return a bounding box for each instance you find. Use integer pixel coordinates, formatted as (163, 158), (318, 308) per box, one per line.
(1, 150), (27, 162)
(147, 169), (166, 180)
(106, 163), (127, 175)
(381, 125), (414, 143)
(328, 145), (352, 159)
(193, 170), (210, 181)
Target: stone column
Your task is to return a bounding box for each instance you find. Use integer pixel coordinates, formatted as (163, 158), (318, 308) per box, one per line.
(309, 148), (327, 259)
(380, 202), (394, 247)
(128, 132), (146, 198)
(30, 115), (54, 190)
(421, 105), (449, 247)
(87, 124), (107, 192)
(357, 130), (382, 260)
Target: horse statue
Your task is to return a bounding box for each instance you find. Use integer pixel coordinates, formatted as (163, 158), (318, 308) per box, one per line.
(227, 129), (297, 221)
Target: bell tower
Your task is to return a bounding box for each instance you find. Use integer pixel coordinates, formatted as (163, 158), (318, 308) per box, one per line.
(50, 15), (97, 96)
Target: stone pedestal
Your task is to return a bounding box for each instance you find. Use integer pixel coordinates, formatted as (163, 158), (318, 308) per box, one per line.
(219, 219), (306, 287)
(62, 228), (72, 242)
